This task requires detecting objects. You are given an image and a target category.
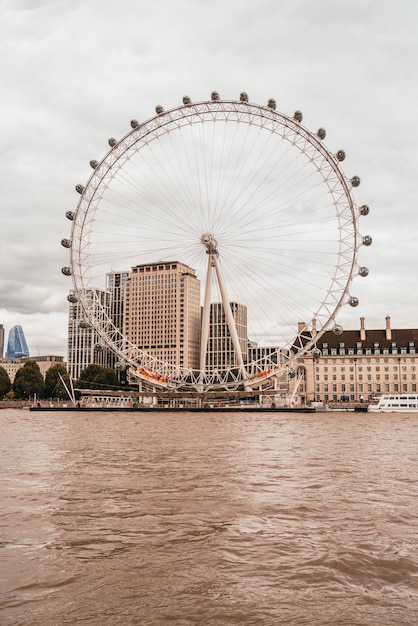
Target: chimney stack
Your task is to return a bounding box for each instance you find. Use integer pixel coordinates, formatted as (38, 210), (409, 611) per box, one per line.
(298, 321), (307, 334)
(385, 316), (392, 341)
(360, 317), (366, 341)
(311, 318), (317, 338)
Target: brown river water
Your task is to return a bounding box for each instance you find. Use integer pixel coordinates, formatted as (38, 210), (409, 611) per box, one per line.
(1, 408), (418, 625)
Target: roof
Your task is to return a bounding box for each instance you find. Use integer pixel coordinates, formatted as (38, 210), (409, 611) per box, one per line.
(292, 323), (418, 354)
(318, 328), (418, 349)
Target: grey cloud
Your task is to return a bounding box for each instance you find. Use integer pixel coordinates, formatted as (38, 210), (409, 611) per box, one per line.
(1, 0), (418, 355)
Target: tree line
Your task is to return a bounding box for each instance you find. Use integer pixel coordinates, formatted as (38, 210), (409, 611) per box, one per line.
(0, 362), (123, 401)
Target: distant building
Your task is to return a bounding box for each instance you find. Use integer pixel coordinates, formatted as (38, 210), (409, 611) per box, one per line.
(123, 261), (201, 370)
(6, 325), (29, 358)
(206, 302), (248, 371)
(0, 324), (4, 358)
(0, 355), (66, 384)
(248, 344), (282, 366)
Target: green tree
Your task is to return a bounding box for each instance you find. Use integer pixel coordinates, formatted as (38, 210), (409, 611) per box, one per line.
(77, 364), (104, 389)
(93, 367), (120, 389)
(0, 366), (12, 399)
(13, 361), (45, 399)
(44, 364), (71, 399)
(76, 364), (120, 390)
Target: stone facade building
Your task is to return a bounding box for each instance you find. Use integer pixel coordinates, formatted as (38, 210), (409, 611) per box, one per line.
(291, 317), (417, 405)
(123, 262), (201, 371)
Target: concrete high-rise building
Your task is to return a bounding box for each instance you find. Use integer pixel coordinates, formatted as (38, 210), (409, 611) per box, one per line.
(0, 324), (4, 358)
(6, 325), (29, 358)
(67, 288), (110, 380)
(123, 261), (201, 370)
(106, 271), (130, 331)
(248, 344), (282, 366)
(106, 270), (130, 369)
(206, 301), (248, 371)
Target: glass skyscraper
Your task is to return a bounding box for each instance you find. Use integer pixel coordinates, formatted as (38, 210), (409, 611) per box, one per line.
(6, 325), (29, 358)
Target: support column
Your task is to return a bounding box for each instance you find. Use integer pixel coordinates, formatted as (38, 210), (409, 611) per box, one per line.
(199, 233), (248, 387)
(200, 254), (214, 373)
(212, 254), (247, 381)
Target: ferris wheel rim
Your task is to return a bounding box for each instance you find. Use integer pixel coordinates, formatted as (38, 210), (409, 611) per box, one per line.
(66, 95), (365, 391)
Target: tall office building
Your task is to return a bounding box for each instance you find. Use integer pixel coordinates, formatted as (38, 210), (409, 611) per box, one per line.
(123, 261), (201, 370)
(106, 270), (130, 369)
(106, 271), (130, 331)
(6, 325), (29, 358)
(67, 288), (110, 380)
(206, 301), (248, 371)
(248, 344), (282, 366)
(0, 324), (4, 358)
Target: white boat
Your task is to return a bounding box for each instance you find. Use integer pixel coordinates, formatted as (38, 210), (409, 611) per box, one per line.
(368, 394), (418, 412)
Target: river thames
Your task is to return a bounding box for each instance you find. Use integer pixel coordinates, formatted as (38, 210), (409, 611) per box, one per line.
(1, 408), (418, 625)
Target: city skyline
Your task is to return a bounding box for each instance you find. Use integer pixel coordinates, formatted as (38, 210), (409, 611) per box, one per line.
(1, 1), (418, 356)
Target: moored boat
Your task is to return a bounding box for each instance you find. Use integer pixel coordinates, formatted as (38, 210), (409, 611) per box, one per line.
(368, 394), (418, 412)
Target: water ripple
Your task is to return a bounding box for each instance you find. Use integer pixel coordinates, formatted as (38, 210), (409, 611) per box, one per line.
(1, 409), (418, 625)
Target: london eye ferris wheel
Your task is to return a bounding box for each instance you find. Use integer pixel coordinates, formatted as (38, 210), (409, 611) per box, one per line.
(61, 92), (371, 392)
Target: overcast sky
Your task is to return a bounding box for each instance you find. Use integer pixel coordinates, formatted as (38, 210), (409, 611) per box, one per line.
(1, 0), (417, 357)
